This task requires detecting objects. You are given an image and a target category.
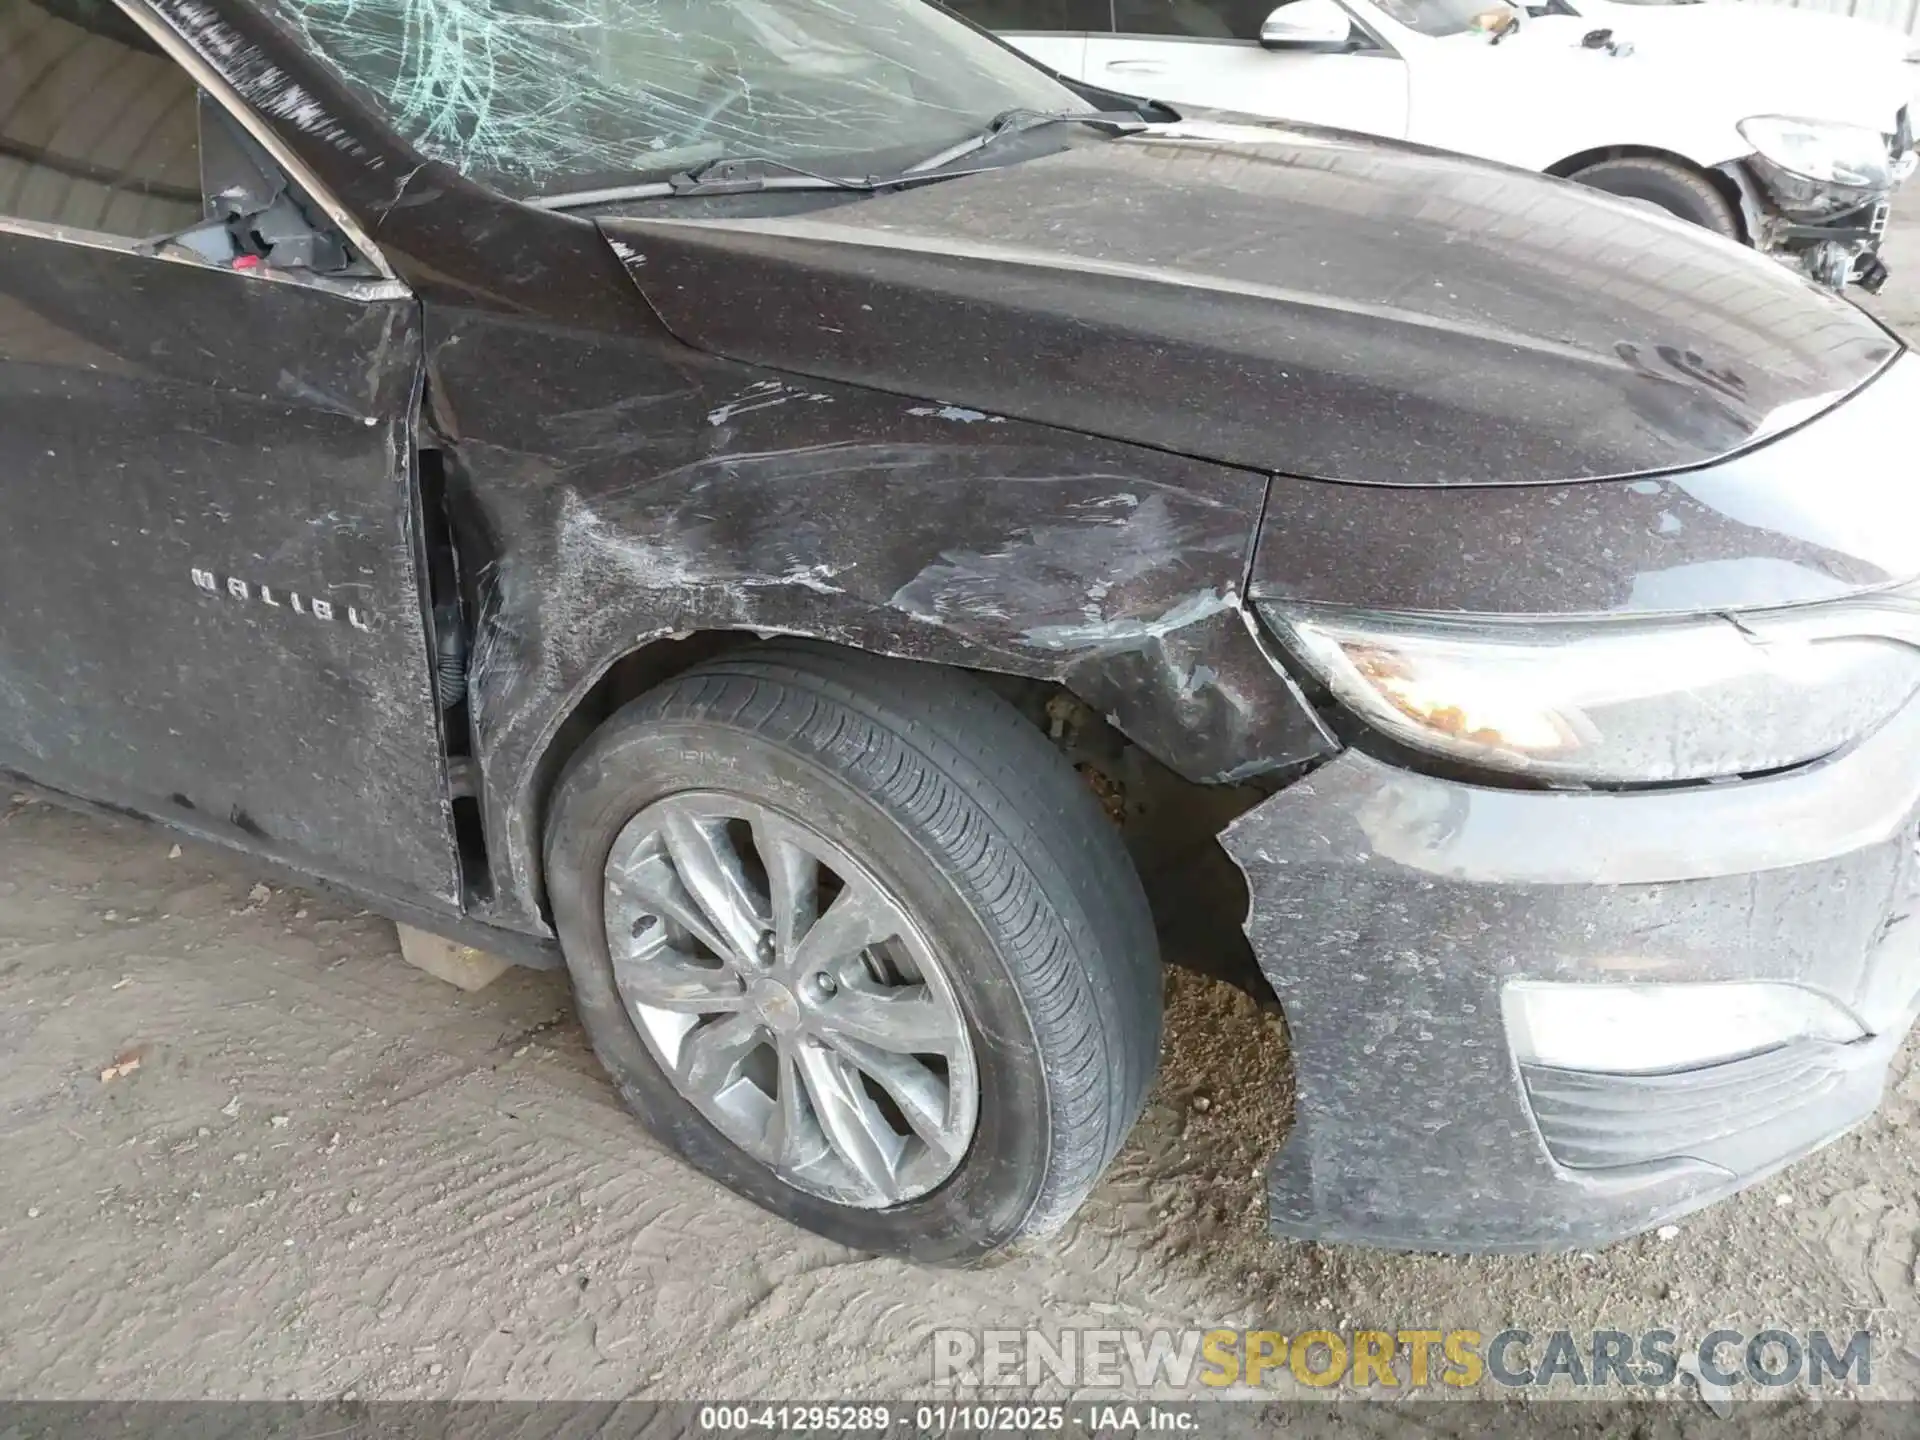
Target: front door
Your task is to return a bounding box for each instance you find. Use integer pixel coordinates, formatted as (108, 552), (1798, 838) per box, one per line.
(0, 0), (459, 905)
(1084, 0), (1412, 138)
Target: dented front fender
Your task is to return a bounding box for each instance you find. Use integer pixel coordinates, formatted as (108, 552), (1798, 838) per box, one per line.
(425, 311), (1335, 936)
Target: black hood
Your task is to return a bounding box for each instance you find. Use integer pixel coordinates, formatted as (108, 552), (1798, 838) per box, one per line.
(601, 121), (1899, 487)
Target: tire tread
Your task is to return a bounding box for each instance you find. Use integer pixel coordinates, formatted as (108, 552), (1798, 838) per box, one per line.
(619, 643), (1161, 1241)
(1570, 155), (1742, 240)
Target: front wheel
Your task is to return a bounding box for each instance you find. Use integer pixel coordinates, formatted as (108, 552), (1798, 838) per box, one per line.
(543, 642), (1162, 1263)
(1569, 156), (1743, 242)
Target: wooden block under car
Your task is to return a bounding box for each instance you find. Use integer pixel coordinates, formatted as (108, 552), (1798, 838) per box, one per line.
(395, 923), (513, 992)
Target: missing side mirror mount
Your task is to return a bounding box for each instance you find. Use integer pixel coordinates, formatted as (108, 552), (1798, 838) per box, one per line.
(192, 89), (352, 274)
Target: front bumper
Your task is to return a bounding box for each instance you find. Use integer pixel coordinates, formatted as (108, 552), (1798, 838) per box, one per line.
(1221, 687), (1920, 1253)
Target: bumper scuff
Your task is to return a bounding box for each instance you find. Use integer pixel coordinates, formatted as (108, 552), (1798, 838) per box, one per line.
(1220, 693), (1920, 1251)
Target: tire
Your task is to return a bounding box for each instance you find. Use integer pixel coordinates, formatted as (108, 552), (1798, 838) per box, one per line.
(544, 641), (1162, 1263)
(1569, 156), (1742, 241)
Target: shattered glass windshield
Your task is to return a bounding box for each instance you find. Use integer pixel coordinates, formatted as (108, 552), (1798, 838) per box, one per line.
(256, 0), (1089, 200)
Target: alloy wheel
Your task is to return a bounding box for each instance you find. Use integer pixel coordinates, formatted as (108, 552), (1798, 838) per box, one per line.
(602, 793), (980, 1208)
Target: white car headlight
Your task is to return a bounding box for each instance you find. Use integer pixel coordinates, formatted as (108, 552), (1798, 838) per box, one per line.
(1738, 114), (1893, 191)
(1503, 980), (1865, 1074)
(1264, 605), (1920, 784)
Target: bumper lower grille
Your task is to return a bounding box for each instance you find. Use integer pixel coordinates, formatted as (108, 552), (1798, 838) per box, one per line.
(1521, 1042), (1861, 1172)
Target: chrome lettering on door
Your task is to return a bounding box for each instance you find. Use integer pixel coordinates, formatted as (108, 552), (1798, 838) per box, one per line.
(191, 567), (374, 632)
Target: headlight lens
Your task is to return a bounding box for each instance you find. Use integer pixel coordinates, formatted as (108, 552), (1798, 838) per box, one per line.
(1265, 605), (1920, 784)
(1738, 114), (1893, 192)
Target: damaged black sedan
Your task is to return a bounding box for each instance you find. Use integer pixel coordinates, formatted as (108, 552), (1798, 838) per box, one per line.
(5, 0), (1918, 1261)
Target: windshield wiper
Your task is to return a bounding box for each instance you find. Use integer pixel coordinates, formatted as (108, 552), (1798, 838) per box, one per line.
(902, 108), (1148, 176)
(531, 111), (1147, 211)
(531, 157), (891, 211)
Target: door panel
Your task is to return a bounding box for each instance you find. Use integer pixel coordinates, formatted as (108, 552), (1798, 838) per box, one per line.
(0, 233), (459, 905)
(1084, 35), (1411, 137)
(0, 0), (455, 904)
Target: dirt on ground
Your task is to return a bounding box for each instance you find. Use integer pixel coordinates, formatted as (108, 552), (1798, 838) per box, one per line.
(6, 208), (1920, 1415)
(3, 778), (1917, 1408)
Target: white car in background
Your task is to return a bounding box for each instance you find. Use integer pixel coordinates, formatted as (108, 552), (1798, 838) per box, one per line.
(958, 0), (1920, 289)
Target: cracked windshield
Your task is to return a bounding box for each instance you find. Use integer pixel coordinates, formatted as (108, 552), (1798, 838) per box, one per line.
(258, 0), (1086, 199)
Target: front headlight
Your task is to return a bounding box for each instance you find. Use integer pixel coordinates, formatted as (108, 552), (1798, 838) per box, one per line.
(1738, 114), (1893, 192)
(1265, 605), (1920, 784)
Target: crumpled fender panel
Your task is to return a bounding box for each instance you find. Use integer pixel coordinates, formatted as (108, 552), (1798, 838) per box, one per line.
(425, 312), (1335, 936)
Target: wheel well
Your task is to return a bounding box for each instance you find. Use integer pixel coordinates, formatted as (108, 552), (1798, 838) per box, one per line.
(524, 631), (753, 897)
(1546, 145), (1748, 244)
(525, 631), (1278, 1003)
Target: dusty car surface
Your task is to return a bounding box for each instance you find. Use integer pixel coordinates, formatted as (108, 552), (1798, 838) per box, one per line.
(971, 0), (1920, 291)
(4, 0), (1919, 1261)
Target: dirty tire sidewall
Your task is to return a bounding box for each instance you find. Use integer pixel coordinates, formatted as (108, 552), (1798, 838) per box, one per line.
(1571, 157), (1742, 240)
(544, 670), (1142, 1264)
